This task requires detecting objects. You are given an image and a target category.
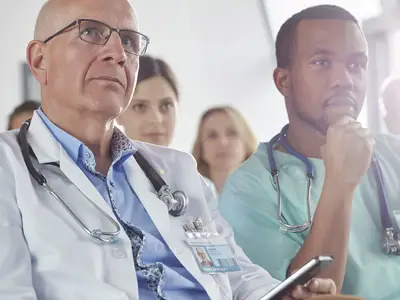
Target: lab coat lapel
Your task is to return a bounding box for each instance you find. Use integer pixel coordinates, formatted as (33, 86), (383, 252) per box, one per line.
(123, 157), (173, 246)
(58, 151), (117, 218)
(124, 157), (222, 300)
(27, 112), (60, 164)
(27, 112), (117, 219)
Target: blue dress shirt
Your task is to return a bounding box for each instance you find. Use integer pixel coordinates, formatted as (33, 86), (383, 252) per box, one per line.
(36, 109), (208, 299)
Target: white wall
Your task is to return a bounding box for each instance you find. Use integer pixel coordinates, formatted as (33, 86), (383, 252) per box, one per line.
(0, 1), (44, 129)
(2, 0), (287, 152)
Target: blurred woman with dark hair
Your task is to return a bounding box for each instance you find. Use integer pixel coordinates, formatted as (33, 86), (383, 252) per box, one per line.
(118, 55), (179, 147)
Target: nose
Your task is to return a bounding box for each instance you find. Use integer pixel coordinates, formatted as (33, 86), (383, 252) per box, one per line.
(217, 135), (229, 147)
(100, 32), (127, 67)
(149, 107), (163, 125)
(330, 63), (354, 90)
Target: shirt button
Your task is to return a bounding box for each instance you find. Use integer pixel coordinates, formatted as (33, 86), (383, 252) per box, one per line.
(110, 182), (115, 188)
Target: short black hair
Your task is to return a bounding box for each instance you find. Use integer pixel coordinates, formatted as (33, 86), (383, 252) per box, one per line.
(138, 55), (179, 99)
(8, 100), (40, 130)
(275, 5), (358, 68)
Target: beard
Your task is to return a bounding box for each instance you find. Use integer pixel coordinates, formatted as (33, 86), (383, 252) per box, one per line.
(290, 93), (361, 136)
(291, 95), (330, 136)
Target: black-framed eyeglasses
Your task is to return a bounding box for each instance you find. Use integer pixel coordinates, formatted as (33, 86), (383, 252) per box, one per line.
(43, 19), (150, 56)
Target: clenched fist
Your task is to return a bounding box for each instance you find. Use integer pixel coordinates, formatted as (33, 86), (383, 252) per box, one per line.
(321, 116), (375, 191)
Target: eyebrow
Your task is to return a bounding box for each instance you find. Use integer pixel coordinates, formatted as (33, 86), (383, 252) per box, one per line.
(310, 47), (368, 60)
(133, 97), (174, 103)
(132, 98), (149, 103)
(349, 52), (368, 61)
(310, 48), (335, 56)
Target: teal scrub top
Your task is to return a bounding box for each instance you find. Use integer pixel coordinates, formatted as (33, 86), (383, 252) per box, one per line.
(219, 133), (400, 300)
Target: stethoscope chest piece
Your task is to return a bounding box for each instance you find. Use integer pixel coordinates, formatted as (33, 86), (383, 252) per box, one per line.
(171, 190), (189, 217)
(132, 151), (189, 218)
(381, 227), (400, 255)
(157, 185), (189, 217)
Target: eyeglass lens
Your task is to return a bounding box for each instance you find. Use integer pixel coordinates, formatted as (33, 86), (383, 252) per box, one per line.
(78, 20), (147, 55)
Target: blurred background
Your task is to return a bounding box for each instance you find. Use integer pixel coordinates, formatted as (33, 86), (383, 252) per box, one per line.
(3, 0), (400, 151)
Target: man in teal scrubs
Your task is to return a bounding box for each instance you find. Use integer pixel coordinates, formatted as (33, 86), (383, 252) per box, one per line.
(220, 4), (400, 300)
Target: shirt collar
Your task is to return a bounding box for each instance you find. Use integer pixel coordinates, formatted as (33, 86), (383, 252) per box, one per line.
(36, 108), (137, 167)
(36, 108), (82, 163)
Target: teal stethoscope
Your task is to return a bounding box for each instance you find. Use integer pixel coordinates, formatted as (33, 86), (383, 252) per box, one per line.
(17, 120), (189, 245)
(267, 124), (400, 255)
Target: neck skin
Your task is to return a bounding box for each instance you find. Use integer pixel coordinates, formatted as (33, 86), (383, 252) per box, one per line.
(209, 169), (231, 194)
(42, 103), (114, 174)
(284, 120), (326, 159)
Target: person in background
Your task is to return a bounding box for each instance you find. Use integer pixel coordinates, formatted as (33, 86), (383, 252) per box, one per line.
(379, 75), (400, 135)
(192, 106), (257, 195)
(118, 55), (178, 146)
(7, 100), (40, 130)
(219, 4), (400, 299)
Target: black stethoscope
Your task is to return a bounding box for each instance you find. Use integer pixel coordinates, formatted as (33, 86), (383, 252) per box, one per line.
(17, 120), (189, 244)
(267, 124), (400, 255)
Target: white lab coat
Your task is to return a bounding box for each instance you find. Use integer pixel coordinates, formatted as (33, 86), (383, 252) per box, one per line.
(0, 113), (279, 300)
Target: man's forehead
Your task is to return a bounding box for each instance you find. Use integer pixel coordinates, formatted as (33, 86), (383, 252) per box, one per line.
(49, 0), (137, 29)
(295, 19), (367, 56)
(35, 0), (138, 40)
(71, 0), (137, 28)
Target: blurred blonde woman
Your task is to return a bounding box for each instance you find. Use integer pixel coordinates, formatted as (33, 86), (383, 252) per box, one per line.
(192, 106), (257, 195)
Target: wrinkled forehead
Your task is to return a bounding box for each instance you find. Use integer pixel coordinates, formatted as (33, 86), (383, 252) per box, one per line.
(63, 0), (138, 30)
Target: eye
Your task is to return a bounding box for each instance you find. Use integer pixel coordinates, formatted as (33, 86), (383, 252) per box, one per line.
(227, 128), (238, 137)
(81, 27), (103, 37)
(120, 33), (140, 53)
(313, 59), (330, 67)
(160, 102), (174, 113)
(132, 103), (146, 113)
(348, 61), (366, 72)
(206, 131), (218, 140)
(121, 36), (133, 47)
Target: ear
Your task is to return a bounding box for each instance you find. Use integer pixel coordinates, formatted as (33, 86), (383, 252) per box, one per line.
(273, 67), (291, 97)
(26, 40), (47, 85)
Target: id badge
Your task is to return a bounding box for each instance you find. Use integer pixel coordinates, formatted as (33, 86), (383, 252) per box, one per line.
(184, 218), (241, 274)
